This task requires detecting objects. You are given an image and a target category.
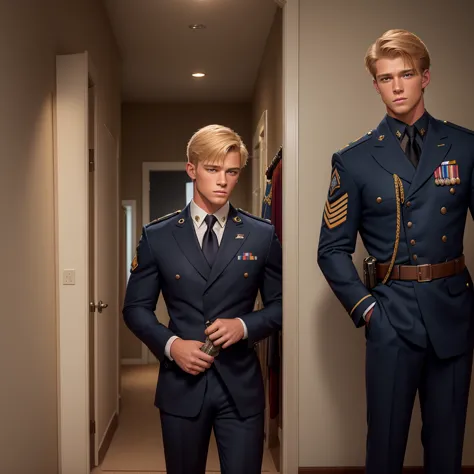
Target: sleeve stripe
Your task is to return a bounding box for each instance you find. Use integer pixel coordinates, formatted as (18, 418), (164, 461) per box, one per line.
(349, 294), (372, 316)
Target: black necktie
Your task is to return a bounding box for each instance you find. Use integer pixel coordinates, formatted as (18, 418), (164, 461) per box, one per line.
(202, 214), (218, 267)
(405, 125), (421, 168)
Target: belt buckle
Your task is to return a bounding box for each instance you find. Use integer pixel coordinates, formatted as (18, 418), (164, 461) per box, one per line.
(417, 264), (432, 282)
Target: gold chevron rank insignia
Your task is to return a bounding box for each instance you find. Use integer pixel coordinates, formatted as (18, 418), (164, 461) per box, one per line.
(324, 192), (348, 229)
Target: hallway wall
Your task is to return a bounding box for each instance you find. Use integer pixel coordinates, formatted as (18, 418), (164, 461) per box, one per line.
(252, 5), (283, 436)
(0, 2), (121, 473)
(253, 7), (283, 164)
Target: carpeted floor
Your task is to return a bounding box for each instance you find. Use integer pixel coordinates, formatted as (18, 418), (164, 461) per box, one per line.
(95, 364), (277, 473)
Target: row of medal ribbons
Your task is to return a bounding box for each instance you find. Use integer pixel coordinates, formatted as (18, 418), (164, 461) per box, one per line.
(434, 160), (460, 186)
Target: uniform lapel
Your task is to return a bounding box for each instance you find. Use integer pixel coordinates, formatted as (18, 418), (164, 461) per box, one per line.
(172, 205), (211, 281)
(406, 117), (452, 198)
(204, 205), (249, 292)
(370, 117), (416, 185)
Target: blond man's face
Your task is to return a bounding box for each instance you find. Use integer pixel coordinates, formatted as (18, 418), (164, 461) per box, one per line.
(186, 150), (241, 209)
(373, 56), (430, 120)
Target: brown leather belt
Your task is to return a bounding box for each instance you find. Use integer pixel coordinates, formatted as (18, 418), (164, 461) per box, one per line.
(376, 255), (465, 282)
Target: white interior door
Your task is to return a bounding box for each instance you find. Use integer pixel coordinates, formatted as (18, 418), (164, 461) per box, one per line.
(56, 52), (119, 472)
(94, 123), (120, 462)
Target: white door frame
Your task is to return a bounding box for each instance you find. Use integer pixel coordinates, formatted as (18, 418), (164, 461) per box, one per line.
(280, 0), (299, 472)
(55, 51), (98, 474)
(122, 199), (137, 286)
(142, 161), (187, 363)
(121, 199), (145, 365)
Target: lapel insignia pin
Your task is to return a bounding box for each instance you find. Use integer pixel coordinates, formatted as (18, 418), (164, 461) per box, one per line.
(420, 128), (426, 136)
(378, 135), (385, 141)
(194, 215), (200, 222)
(238, 252), (257, 261)
(434, 160), (460, 186)
(233, 216), (242, 223)
(178, 218), (185, 224)
(235, 234), (245, 239)
(396, 130), (402, 138)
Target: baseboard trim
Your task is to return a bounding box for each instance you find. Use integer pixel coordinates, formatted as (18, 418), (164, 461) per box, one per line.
(98, 412), (118, 465)
(299, 467), (474, 473)
(121, 357), (143, 365)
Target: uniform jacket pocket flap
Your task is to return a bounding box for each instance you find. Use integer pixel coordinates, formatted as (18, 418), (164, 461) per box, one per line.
(446, 272), (469, 296)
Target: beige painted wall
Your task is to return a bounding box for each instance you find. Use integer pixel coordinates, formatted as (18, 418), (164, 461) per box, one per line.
(253, 7), (283, 162)
(298, 0), (474, 467)
(120, 103), (252, 359)
(0, 2), (120, 473)
(252, 5), (283, 436)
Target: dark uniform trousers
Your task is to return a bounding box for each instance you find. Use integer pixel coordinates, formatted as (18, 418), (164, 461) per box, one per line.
(123, 204), (282, 474)
(365, 296), (473, 474)
(160, 366), (264, 474)
(318, 113), (474, 474)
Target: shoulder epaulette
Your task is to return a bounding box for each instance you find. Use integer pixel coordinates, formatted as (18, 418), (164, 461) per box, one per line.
(146, 210), (181, 227)
(441, 120), (474, 135)
(338, 130), (374, 154)
(237, 208), (272, 224)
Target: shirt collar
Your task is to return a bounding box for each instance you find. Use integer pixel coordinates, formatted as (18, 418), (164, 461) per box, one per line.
(386, 110), (429, 141)
(190, 200), (229, 228)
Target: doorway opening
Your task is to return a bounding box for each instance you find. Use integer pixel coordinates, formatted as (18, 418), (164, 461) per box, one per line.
(94, 1), (287, 473)
(142, 162), (192, 363)
(121, 200), (137, 287)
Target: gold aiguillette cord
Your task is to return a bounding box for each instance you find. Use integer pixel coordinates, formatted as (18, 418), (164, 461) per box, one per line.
(382, 174), (405, 284)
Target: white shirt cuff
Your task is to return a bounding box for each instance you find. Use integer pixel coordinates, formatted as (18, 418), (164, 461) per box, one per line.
(237, 318), (248, 339)
(362, 302), (376, 321)
(164, 336), (179, 360)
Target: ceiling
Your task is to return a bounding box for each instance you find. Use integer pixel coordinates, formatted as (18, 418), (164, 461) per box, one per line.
(103, 0), (278, 103)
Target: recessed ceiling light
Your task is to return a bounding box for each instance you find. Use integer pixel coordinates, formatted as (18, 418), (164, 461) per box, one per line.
(192, 72), (206, 78)
(189, 24), (206, 30)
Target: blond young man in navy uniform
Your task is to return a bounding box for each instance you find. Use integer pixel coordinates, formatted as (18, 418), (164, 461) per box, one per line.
(318, 29), (474, 474)
(123, 124), (282, 474)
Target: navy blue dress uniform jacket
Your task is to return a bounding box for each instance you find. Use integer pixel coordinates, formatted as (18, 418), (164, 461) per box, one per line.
(123, 204), (282, 419)
(318, 113), (474, 360)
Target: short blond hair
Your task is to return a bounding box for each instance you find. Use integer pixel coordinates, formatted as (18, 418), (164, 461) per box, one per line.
(186, 124), (248, 168)
(365, 29), (431, 79)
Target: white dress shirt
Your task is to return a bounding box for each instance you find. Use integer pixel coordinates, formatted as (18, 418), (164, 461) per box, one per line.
(363, 302), (375, 320)
(164, 200), (248, 360)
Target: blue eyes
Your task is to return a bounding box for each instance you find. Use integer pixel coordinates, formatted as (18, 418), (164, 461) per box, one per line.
(206, 168), (238, 176)
(381, 73), (414, 82)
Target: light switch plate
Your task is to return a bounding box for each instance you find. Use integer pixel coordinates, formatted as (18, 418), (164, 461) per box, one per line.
(63, 269), (75, 285)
